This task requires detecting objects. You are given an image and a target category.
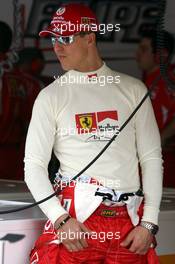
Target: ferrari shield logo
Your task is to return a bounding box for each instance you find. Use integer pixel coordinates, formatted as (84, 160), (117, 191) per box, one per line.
(79, 115), (93, 129)
(75, 112), (97, 134)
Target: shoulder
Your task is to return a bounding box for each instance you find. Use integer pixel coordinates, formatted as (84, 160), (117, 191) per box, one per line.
(108, 67), (148, 96)
(113, 69), (146, 89)
(35, 73), (69, 115)
(35, 80), (59, 108)
(40, 71), (68, 94)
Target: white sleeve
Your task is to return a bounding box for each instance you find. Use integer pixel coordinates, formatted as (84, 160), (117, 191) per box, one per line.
(135, 81), (163, 225)
(24, 90), (67, 224)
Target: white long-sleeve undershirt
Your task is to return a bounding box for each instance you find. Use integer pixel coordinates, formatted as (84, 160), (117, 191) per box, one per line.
(24, 63), (163, 225)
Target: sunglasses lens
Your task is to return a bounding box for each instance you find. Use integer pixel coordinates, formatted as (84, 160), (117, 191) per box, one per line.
(63, 36), (72, 44)
(51, 37), (56, 45)
(60, 36), (74, 45)
(51, 36), (75, 45)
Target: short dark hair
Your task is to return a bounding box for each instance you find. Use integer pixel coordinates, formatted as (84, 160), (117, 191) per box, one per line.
(0, 21), (13, 53)
(79, 31), (98, 45)
(141, 30), (174, 58)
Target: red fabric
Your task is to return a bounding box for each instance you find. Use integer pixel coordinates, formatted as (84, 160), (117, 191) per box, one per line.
(30, 188), (160, 264)
(39, 3), (98, 37)
(0, 70), (40, 144)
(144, 67), (175, 132)
(144, 67), (175, 187)
(0, 69), (40, 179)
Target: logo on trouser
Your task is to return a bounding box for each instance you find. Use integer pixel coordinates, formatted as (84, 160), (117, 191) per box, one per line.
(100, 209), (117, 217)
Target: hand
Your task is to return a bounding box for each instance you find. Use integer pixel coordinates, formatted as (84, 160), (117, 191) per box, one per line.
(120, 226), (153, 255)
(55, 214), (92, 252)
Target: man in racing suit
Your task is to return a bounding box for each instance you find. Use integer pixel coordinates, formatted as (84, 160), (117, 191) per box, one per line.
(24, 3), (163, 263)
(136, 30), (175, 187)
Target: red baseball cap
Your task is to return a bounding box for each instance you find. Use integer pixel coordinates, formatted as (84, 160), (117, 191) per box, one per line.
(39, 3), (98, 37)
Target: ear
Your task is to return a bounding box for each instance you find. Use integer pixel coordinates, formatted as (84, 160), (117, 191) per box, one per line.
(154, 48), (169, 64)
(87, 33), (96, 46)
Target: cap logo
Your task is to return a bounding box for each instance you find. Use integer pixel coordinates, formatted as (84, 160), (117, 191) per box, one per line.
(81, 17), (96, 25)
(56, 7), (66, 16)
(81, 17), (91, 25)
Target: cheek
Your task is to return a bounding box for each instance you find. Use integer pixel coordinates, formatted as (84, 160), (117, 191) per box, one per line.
(73, 45), (87, 58)
(77, 49), (87, 60)
(71, 41), (88, 59)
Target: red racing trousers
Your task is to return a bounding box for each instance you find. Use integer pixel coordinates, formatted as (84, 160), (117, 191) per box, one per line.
(30, 203), (160, 264)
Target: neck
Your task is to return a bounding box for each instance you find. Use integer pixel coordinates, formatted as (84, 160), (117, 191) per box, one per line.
(75, 49), (103, 73)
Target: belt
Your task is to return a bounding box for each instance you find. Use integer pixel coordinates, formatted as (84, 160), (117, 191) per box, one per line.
(95, 187), (143, 204)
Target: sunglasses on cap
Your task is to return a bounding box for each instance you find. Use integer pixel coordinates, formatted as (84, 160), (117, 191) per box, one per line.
(51, 32), (90, 46)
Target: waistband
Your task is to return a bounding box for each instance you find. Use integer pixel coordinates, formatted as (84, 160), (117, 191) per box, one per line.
(54, 172), (143, 206)
(94, 203), (129, 218)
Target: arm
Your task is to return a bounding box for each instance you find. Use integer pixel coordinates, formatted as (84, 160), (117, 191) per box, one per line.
(24, 88), (92, 251)
(24, 90), (67, 224)
(135, 82), (163, 225)
(121, 81), (163, 254)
